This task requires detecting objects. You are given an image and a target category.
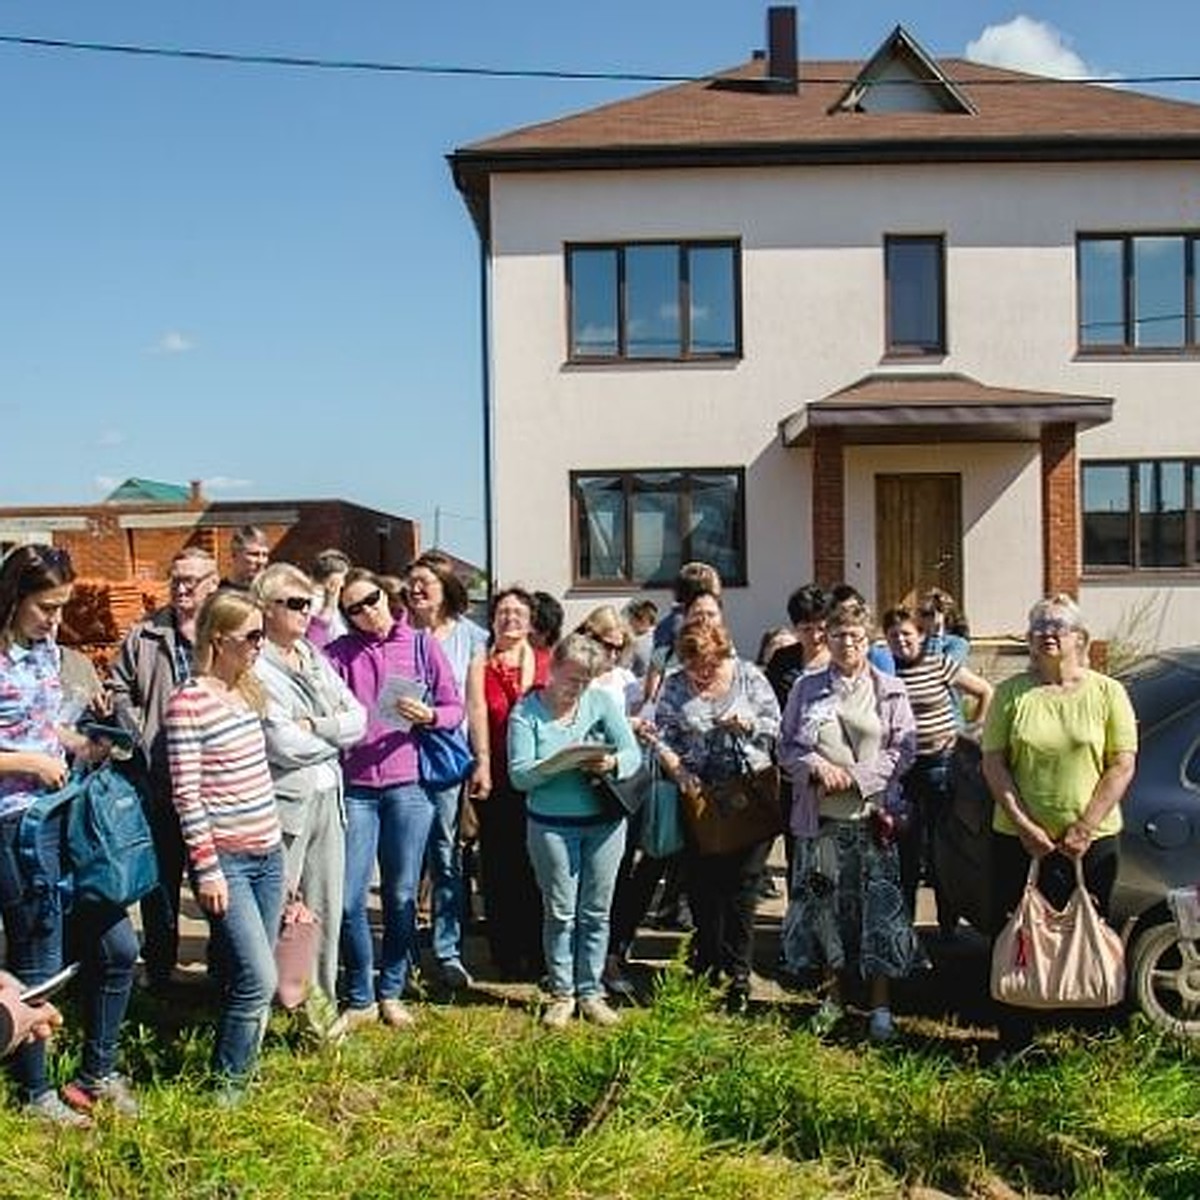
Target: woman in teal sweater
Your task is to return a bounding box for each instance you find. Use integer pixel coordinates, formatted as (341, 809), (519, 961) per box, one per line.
(509, 633), (640, 1029)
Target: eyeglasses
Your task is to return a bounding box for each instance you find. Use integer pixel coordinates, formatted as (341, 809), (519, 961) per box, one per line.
(591, 634), (624, 655)
(273, 595), (313, 613)
(226, 629), (266, 648)
(1030, 617), (1076, 636)
(170, 573), (215, 591)
(344, 589), (383, 618)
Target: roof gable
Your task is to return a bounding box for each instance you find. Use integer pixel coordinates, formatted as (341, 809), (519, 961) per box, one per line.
(104, 477), (192, 505)
(831, 26), (974, 115)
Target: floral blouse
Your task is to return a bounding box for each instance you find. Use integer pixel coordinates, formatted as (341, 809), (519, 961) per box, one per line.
(0, 638), (65, 819)
(655, 657), (780, 780)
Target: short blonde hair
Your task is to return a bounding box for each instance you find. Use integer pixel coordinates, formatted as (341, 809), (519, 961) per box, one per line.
(252, 562), (313, 605)
(576, 605), (630, 660)
(1028, 593), (1088, 643)
(826, 597), (873, 638)
(551, 631), (605, 677)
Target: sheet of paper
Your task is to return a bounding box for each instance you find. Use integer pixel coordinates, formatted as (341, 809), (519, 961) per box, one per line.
(537, 742), (614, 776)
(376, 675), (426, 732)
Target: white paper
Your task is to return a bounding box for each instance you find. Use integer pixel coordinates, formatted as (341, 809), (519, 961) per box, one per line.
(375, 675), (426, 732)
(537, 742), (614, 777)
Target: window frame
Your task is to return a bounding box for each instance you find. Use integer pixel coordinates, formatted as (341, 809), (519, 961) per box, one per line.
(569, 467), (748, 589)
(1076, 231), (1200, 356)
(883, 233), (947, 358)
(564, 239), (743, 364)
(1081, 458), (1200, 574)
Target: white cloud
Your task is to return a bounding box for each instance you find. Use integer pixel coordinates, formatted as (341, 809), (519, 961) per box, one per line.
(96, 429), (125, 448)
(965, 15), (1092, 79)
(202, 476), (253, 493)
(149, 330), (195, 355)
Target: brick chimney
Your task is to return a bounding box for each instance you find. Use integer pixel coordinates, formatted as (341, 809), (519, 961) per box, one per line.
(188, 479), (204, 508)
(766, 6), (798, 93)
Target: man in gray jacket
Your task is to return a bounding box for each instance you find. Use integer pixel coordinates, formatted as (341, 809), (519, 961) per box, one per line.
(108, 546), (218, 990)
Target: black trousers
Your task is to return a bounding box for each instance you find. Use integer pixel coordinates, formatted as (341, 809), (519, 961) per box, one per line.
(475, 784), (543, 977)
(687, 838), (772, 987)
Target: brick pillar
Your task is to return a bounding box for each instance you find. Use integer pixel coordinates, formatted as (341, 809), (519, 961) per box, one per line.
(811, 428), (845, 587)
(1041, 422), (1079, 599)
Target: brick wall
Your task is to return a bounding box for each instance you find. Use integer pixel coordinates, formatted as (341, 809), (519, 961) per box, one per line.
(811, 429), (845, 587)
(1040, 422), (1079, 599)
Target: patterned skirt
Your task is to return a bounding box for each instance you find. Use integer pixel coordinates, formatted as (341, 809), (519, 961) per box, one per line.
(781, 817), (924, 980)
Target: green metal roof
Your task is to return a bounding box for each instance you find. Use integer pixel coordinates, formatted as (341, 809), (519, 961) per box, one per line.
(105, 477), (192, 504)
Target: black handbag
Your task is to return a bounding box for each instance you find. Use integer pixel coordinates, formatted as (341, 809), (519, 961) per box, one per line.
(587, 750), (653, 817)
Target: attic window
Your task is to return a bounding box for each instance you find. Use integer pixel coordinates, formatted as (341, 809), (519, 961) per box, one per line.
(832, 26), (974, 116)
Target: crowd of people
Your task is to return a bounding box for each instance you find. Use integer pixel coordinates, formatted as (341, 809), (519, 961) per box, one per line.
(0, 530), (1138, 1125)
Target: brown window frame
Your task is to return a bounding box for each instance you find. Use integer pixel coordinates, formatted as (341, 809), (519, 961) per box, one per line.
(1081, 458), (1200, 574)
(569, 467), (748, 589)
(1076, 231), (1200, 356)
(883, 234), (946, 357)
(565, 240), (742, 364)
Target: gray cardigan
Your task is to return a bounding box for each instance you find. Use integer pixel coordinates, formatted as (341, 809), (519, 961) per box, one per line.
(254, 640), (366, 827)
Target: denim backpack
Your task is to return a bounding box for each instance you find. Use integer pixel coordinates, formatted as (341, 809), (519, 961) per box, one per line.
(19, 765), (158, 910)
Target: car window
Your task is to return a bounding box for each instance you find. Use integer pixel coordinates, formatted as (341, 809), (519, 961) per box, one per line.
(1184, 739), (1200, 790)
(1121, 656), (1200, 734)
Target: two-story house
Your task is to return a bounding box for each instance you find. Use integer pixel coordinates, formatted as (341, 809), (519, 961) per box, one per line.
(450, 7), (1200, 653)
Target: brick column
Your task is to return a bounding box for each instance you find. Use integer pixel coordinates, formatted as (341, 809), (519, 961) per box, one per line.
(811, 428), (845, 587)
(1041, 422), (1079, 599)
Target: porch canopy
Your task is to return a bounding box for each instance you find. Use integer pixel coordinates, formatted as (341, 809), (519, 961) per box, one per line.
(779, 372), (1112, 446)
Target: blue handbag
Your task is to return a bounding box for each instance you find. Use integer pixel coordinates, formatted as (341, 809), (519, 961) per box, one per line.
(638, 753), (685, 859)
(414, 631), (475, 790)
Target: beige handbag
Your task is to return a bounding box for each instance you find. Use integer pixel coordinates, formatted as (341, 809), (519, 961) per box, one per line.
(990, 857), (1125, 1010)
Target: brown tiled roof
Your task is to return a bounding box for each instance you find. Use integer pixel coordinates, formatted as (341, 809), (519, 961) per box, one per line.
(778, 372), (1114, 446)
(458, 57), (1200, 157)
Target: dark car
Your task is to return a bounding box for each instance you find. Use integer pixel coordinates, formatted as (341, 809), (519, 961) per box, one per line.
(934, 648), (1200, 1037)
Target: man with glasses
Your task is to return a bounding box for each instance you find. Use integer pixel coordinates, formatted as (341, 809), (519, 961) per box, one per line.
(109, 546), (219, 992)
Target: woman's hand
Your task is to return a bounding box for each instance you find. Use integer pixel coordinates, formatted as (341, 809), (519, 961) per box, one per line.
(394, 697), (435, 726)
(0, 972), (62, 1045)
(1059, 821), (1095, 860)
(631, 717), (658, 745)
(469, 759), (492, 801)
(586, 753), (618, 776)
(196, 877), (229, 917)
(1017, 821), (1057, 859)
(810, 758), (853, 793)
(23, 753), (68, 791)
(717, 714), (754, 736)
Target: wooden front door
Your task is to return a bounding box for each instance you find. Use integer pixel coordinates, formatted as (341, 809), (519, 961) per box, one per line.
(875, 474), (962, 614)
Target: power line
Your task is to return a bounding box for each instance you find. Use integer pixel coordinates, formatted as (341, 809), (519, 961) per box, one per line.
(0, 32), (1198, 88)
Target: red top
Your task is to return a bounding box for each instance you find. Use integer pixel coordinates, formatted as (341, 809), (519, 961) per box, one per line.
(484, 645), (550, 792)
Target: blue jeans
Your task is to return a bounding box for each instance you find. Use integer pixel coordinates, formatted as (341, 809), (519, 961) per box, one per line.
(206, 847), (284, 1081)
(526, 816), (625, 999)
(341, 782), (435, 1008)
(0, 808), (137, 1099)
(426, 783), (466, 966)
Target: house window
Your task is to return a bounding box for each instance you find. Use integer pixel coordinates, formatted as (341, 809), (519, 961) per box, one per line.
(1078, 233), (1199, 351)
(1082, 460), (1194, 571)
(884, 235), (945, 355)
(566, 241), (740, 361)
(572, 468), (746, 586)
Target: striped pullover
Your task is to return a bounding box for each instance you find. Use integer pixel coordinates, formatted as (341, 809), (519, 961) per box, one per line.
(893, 651), (960, 757)
(165, 681), (281, 883)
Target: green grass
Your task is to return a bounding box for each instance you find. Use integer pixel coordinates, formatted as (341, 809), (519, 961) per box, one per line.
(1, 968), (1197, 1199)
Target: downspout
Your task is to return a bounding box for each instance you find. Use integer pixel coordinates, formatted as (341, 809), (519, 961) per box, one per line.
(478, 230), (495, 603)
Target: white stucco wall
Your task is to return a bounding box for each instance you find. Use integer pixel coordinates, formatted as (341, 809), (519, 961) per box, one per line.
(486, 160), (1200, 652)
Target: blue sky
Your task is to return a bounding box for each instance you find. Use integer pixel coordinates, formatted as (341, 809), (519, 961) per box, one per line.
(2, 1), (1197, 564)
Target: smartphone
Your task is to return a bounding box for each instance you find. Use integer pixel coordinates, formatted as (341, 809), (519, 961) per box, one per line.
(19, 962), (80, 1005)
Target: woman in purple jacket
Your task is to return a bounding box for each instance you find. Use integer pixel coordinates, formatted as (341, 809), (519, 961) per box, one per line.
(325, 569), (463, 1030)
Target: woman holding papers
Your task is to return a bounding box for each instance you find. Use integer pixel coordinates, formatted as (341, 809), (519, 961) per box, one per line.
(325, 569), (462, 1031)
(508, 633), (640, 1029)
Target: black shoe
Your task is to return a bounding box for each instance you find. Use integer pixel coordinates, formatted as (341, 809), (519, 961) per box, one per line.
(724, 982), (751, 1016)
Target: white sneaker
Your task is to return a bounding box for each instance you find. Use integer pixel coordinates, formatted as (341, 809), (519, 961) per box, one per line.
(379, 998), (416, 1029)
(541, 995), (576, 1030)
(24, 1090), (92, 1129)
(578, 995), (621, 1027)
(340, 1003), (380, 1033)
(868, 1006), (895, 1043)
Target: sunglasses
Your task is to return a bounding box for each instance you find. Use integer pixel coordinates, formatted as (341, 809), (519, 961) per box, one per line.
(225, 629), (266, 648)
(591, 634), (624, 655)
(345, 589), (383, 618)
(273, 595), (313, 613)
(1030, 617), (1076, 636)
(170, 573), (215, 591)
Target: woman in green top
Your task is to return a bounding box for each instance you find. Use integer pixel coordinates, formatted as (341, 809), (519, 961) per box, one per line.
(982, 595), (1137, 1039)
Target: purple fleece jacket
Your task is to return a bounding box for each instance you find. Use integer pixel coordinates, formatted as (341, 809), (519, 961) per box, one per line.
(325, 619), (464, 789)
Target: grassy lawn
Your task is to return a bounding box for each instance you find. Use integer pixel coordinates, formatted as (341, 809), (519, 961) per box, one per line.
(0, 968), (1196, 1200)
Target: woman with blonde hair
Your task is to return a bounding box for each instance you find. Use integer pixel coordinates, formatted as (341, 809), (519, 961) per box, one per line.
(576, 605), (640, 715)
(166, 589), (283, 1097)
(252, 563), (365, 1010)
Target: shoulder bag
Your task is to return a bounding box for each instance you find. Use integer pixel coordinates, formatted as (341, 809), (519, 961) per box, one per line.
(990, 856), (1125, 1010)
(680, 730), (782, 857)
(413, 631), (475, 790)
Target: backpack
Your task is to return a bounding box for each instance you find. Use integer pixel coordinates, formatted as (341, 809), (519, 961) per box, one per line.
(19, 765), (158, 911)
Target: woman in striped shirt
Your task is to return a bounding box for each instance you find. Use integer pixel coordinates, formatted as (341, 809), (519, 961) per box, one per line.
(166, 589), (282, 1097)
(883, 606), (993, 932)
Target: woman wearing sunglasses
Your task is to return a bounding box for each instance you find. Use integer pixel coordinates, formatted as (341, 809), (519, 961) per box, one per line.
(325, 568), (462, 1030)
(165, 589), (282, 1099)
(252, 564), (365, 1016)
